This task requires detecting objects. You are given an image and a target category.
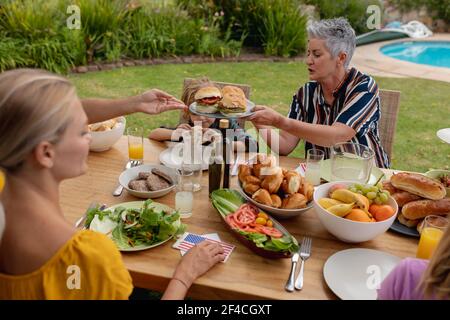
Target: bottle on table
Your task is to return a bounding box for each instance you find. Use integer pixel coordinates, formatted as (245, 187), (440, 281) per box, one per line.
(219, 119), (230, 189)
(208, 136), (223, 195)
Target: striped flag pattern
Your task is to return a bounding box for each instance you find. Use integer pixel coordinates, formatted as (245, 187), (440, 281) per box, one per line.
(173, 233), (235, 262)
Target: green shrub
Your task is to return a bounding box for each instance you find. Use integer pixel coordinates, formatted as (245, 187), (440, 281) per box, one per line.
(176, 0), (307, 56)
(304, 0), (383, 35)
(0, 37), (30, 72)
(390, 0), (450, 22)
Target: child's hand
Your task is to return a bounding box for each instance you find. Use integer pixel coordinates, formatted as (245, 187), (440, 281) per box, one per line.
(172, 124), (192, 141)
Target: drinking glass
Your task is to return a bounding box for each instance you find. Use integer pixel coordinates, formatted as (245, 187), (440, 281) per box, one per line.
(330, 142), (375, 183)
(416, 215), (448, 259)
(181, 127), (203, 191)
(305, 149), (324, 186)
(127, 127), (144, 161)
(175, 167), (194, 219)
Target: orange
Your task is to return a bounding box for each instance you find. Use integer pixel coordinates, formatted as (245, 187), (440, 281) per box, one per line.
(369, 204), (395, 221)
(344, 208), (372, 222)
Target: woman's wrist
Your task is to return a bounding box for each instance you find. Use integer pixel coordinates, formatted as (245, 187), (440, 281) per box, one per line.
(173, 268), (194, 288)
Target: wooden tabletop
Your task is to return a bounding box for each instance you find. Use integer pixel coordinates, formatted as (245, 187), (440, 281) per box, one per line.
(60, 136), (418, 300)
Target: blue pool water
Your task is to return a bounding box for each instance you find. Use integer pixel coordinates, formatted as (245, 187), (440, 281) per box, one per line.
(380, 41), (450, 68)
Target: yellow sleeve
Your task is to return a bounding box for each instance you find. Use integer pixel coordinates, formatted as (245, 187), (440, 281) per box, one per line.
(43, 230), (133, 300)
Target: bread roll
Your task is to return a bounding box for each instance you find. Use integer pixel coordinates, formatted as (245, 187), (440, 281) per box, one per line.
(299, 180), (314, 202)
(238, 164), (252, 183)
(402, 198), (450, 220)
(391, 172), (446, 200)
(261, 167), (283, 193)
(382, 181), (398, 195)
(242, 175), (261, 195)
(392, 191), (422, 207)
(252, 189), (272, 206)
(281, 171), (301, 194)
(270, 194), (282, 208)
(397, 213), (420, 228)
(281, 193), (307, 209)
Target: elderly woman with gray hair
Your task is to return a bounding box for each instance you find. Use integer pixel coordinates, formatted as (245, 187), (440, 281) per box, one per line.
(249, 18), (390, 168)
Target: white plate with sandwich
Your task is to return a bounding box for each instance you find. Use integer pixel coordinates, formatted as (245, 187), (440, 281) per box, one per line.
(189, 85), (255, 118)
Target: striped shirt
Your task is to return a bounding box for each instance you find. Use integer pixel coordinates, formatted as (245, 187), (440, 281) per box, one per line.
(287, 67), (390, 168)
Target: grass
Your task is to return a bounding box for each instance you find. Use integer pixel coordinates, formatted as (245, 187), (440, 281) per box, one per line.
(69, 61), (449, 172)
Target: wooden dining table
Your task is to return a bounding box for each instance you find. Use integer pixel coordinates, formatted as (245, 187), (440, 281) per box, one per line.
(60, 136), (418, 300)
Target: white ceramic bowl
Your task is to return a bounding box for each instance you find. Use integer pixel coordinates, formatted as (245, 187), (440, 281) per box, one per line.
(237, 181), (313, 219)
(313, 181), (398, 243)
(89, 117), (126, 152)
(119, 164), (177, 199)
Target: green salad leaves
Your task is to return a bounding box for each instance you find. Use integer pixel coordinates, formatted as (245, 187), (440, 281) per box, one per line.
(86, 200), (185, 249)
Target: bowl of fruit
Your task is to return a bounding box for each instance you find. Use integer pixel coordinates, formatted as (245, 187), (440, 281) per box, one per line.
(313, 181), (398, 243)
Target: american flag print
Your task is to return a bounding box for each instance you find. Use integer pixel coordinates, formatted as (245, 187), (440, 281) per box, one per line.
(173, 233), (235, 262)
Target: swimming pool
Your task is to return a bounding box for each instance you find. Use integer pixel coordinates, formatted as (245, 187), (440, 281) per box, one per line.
(380, 41), (450, 68)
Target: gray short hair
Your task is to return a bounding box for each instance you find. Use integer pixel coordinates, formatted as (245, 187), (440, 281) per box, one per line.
(307, 18), (356, 68)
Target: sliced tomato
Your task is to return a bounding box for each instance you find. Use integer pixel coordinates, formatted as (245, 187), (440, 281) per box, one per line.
(259, 226), (283, 238)
(199, 97), (220, 105)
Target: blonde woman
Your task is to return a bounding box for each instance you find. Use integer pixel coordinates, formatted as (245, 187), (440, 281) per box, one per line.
(378, 224), (450, 300)
(0, 69), (225, 300)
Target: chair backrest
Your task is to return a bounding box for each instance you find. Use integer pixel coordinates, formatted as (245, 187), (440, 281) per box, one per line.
(180, 78), (251, 127)
(378, 89), (401, 160)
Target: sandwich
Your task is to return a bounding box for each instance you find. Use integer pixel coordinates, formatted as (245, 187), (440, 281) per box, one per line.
(194, 86), (222, 114)
(218, 86), (247, 116)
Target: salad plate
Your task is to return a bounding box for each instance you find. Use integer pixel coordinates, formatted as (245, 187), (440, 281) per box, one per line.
(210, 189), (299, 259)
(87, 200), (183, 252)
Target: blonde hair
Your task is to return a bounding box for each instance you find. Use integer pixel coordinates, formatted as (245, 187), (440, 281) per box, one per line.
(179, 77), (215, 124)
(419, 223), (450, 299)
(0, 69), (77, 172)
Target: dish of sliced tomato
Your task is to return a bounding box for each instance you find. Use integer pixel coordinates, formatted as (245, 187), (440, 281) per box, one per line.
(225, 203), (283, 238)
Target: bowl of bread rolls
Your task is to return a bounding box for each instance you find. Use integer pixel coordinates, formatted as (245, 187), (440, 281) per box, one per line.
(89, 117), (126, 152)
(384, 172), (450, 235)
(237, 154), (314, 219)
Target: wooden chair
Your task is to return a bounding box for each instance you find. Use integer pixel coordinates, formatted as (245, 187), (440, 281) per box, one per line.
(378, 89), (401, 161)
(180, 78), (252, 127)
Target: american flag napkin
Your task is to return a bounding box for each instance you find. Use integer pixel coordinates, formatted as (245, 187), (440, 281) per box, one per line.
(173, 232), (235, 263)
(295, 162), (307, 177)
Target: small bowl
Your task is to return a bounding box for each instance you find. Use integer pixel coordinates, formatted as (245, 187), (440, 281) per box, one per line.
(237, 180), (313, 220)
(89, 117), (126, 152)
(119, 164), (176, 199)
(313, 181), (398, 243)
(425, 169), (450, 197)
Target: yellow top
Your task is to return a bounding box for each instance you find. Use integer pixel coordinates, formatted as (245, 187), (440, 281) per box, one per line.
(0, 230), (133, 300)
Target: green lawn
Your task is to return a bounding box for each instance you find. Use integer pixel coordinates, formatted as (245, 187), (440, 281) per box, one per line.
(69, 61), (449, 172)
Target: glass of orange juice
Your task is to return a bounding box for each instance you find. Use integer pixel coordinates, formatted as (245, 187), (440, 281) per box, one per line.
(416, 215), (448, 259)
(127, 127), (144, 161)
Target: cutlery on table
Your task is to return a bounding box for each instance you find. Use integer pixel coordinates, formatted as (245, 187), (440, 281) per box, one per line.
(74, 202), (107, 230)
(285, 251), (299, 292)
(294, 237), (312, 290)
(112, 160), (141, 196)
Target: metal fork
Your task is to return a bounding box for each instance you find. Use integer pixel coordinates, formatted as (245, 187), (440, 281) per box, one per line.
(294, 237), (312, 290)
(112, 160), (141, 196)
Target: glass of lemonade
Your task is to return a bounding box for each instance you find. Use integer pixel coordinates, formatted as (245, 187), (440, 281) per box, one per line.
(330, 142), (375, 183)
(416, 215), (448, 260)
(127, 127), (144, 161)
(305, 149), (324, 186)
(175, 167), (194, 219)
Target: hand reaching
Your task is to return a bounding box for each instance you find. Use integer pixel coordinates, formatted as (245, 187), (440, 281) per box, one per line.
(173, 241), (225, 287)
(247, 105), (282, 127)
(137, 89), (186, 115)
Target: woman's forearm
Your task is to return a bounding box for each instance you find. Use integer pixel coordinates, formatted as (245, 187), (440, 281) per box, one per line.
(254, 125), (297, 155)
(277, 117), (354, 147)
(148, 128), (174, 141)
(161, 278), (189, 300)
(81, 96), (140, 124)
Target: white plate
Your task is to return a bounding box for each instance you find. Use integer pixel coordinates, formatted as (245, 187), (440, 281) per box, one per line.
(89, 201), (179, 252)
(320, 159), (385, 184)
(159, 143), (213, 171)
(323, 248), (401, 300)
(437, 128), (450, 144)
(189, 99), (255, 119)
